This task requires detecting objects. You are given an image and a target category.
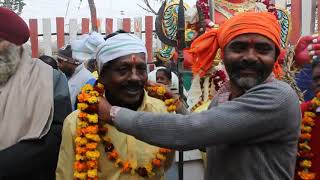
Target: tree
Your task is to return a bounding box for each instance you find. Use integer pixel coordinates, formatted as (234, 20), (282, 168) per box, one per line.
(0, 0), (26, 15)
(137, 0), (164, 15)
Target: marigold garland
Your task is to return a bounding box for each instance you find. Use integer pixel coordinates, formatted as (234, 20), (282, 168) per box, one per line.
(296, 92), (320, 180)
(145, 85), (177, 112)
(74, 83), (173, 179)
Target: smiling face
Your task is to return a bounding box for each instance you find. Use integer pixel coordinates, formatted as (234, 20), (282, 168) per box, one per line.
(99, 53), (147, 110)
(223, 33), (277, 91)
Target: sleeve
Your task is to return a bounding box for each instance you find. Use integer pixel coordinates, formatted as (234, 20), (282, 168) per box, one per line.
(55, 114), (76, 180)
(0, 70), (72, 176)
(114, 82), (301, 150)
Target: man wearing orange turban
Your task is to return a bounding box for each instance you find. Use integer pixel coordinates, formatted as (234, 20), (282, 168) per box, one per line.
(97, 12), (301, 180)
(189, 12), (281, 77)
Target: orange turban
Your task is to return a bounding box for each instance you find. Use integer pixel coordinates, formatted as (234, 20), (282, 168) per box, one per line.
(188, 12), (281, 77)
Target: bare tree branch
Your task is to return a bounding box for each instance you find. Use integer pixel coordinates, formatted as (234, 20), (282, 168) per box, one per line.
(137, 0), (161, 15)
(137, 3), (156, 14)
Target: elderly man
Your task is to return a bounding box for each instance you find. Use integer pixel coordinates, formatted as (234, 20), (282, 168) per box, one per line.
(56, 32), (173, 180)
(57, 32), (104, 109)
(98, 12), (301, 180)
(0, 7), (71, 180)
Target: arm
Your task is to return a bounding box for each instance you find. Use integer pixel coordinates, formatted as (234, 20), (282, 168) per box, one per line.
(0, 70), (72, 176)
(114, 81), (301, 150)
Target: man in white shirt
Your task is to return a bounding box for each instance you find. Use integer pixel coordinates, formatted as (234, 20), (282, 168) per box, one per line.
(57, 32), (104, 109)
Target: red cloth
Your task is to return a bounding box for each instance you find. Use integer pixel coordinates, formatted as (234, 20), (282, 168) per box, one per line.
(297, 101), (320, 179)
(0, 7), (30, 45)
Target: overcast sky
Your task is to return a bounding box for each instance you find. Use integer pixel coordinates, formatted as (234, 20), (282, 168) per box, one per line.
(21, 0), (197, 20)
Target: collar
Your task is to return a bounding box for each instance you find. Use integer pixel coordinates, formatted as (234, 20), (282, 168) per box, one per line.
(137, 90), (149, 111)
(71, 63), (85, 78)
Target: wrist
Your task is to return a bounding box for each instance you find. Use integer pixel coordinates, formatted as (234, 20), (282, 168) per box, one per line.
(110, 106), (121, 124)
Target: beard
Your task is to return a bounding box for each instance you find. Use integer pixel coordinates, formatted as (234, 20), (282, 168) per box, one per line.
(225, 60), (273, 91)
(0, 42), (21, 86)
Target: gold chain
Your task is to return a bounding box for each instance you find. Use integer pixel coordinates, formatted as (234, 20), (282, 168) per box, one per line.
(215, 0), (257, 12)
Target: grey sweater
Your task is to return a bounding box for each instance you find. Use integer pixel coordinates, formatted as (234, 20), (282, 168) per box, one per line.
(114, 80), (301, 180)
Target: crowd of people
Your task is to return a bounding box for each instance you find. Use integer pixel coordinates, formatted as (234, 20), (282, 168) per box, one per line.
(0, 4), (320, 180)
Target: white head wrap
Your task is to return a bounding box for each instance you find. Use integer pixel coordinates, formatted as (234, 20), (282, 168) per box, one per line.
(96, 33), (147, 72)
(71, 31), (105, 63)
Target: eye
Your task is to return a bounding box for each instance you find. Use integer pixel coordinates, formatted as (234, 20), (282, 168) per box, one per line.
(229, 42), (247, 53)
(255, 44), (273, 54)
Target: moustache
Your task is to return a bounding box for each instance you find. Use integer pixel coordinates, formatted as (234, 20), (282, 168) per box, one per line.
(231, 60), (265, 72)
(121, 82), (144, 90)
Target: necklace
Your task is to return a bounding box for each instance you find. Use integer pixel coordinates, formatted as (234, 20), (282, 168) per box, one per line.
(74, 83), (174, 179)
(214, 0), (257, 19)
(295, 92), (320, 180)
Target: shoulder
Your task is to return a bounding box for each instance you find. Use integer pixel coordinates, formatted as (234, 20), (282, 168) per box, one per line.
(53, 69), (67, 85)
(62, 111), (79, 134)
(144, 95), (168, 113)
(248, 80), (298, 101)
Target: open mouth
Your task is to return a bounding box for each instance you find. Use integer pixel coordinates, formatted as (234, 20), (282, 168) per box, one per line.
(124, 86), (142, 95)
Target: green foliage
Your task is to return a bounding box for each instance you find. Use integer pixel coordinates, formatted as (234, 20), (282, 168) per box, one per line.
(0, 0), (26, 15)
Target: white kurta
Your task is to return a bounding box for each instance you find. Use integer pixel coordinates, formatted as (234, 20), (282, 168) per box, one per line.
(68, 63), (94, 110)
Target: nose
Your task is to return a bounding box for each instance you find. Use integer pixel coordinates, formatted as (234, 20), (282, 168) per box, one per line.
(242, 48), (258, 65)
(129, 68), (140, 81)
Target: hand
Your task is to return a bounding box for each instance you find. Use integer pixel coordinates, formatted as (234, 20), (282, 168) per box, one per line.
(295, 35), (320, 66)
(97, 97), (112, 123)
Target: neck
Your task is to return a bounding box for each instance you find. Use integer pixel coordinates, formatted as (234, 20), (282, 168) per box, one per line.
(227, 0), (247, 3)
(229, 81), (245, 100)
(105, 92), (143, 111)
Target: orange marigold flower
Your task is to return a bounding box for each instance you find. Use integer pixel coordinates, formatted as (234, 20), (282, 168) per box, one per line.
(302, 116), (315, 127)
(108, 150), (119, 160)
(152, 159), (161, 167)
(304, 111), (316, 118)
(300, 133), (312, 141)
(76, 146), (87, 154)
(74, 161), (87, 172)
(298, 171), (316, 180)
(159, 148), (172, 154)
(87, 160), (98, 169)
(86, 142), (98, 150)
(78, 93), (91, 103)
(121, 161), (132, 173)
(316, 91), (320, 99)
(86, 125), (99, 134)
(79, 112), (88, 118)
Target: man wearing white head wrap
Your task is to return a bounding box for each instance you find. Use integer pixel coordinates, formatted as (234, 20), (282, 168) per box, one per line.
(57, 31), (105, 109)
(56, 31), (174, 180)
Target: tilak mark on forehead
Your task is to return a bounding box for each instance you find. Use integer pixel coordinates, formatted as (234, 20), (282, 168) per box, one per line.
(131, 55), (137, 65)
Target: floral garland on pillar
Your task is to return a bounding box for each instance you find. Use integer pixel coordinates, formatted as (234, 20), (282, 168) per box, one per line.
(74, 83), (174, 179)
(296, 92), (320, 180)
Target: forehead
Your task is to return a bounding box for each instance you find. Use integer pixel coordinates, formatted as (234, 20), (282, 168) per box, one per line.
(112, 54), (146, 65)
(228, 33), (275, 45)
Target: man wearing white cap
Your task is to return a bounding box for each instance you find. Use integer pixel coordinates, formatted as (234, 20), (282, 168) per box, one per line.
(56, 31), (174, 180)
(57, 32), (105, 109)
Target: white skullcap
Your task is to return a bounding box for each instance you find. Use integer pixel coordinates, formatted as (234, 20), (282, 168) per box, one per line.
(95, 33), (147, 72)
(71, 31), (105, 63)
